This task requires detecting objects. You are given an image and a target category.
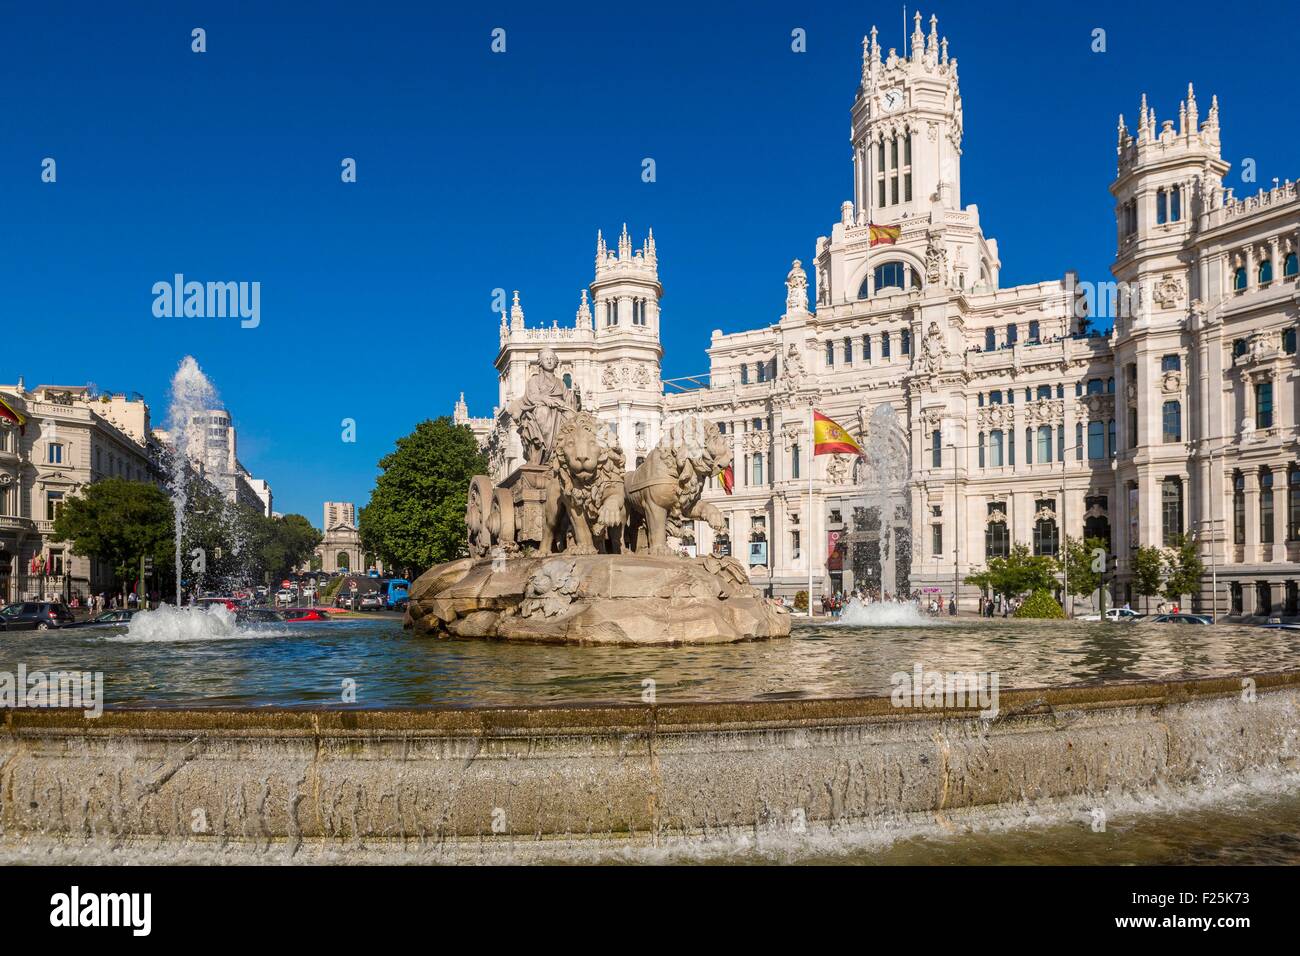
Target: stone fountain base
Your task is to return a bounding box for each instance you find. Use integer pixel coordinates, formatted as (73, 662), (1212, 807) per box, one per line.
(405, 552), (792, 645)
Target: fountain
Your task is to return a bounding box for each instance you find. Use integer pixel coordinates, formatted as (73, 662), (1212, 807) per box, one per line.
(847, 403), (912, 598)
(166, 356), (220, 605)
(406, 349), (791, 645)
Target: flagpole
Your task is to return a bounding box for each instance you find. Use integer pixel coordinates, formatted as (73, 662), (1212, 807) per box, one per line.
(808, 405), (814, 617)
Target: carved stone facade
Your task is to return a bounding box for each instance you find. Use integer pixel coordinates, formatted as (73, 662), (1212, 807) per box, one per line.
(455, 13), (1300, 615)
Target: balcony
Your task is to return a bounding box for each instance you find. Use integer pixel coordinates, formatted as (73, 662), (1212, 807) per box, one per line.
(0, 515), (36, 535)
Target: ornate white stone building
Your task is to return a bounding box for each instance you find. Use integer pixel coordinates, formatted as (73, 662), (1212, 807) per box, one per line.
(456, 13), (1300, 617)
(0, 382), (164, 603)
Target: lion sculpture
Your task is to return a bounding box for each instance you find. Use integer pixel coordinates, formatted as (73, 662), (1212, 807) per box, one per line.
(624, 417), (731, 556)
(540, 411), (627, 555)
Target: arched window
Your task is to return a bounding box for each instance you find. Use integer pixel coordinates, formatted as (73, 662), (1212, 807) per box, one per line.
(1259, 259), (1274, 285)
(1285, 252), (1298, 278)
(1260, 468), (1275, 544)
(1037, 425), (1053, 463)
(1161, 477), (1184, 545)
(873, 261), (921, 293)
(1233, 267), (1248, 291)
(986, 510), (1010, 559)
(931, 431), (942, 468)
(1162, 401), (1182, 442)
(1233, 471), (1246, 545)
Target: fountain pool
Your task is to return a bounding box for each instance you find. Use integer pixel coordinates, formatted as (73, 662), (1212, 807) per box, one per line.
(3, 614), (1298, 708)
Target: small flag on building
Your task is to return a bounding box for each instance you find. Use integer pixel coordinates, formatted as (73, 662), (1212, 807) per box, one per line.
(868, 223), (901, 246)
(813, 410), (864, 457)
(0, 395), (26, 435)
(717, 464), (734, 495)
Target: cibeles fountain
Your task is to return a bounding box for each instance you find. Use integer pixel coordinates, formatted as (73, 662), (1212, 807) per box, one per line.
(406, 348), (792, 645)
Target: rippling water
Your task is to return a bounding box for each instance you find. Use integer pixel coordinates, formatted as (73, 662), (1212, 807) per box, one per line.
(2, 613), (1298, 708)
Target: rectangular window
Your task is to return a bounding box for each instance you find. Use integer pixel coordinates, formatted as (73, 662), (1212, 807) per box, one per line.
(881, 333), (891, 358)
(1076, 422), (1084, 460)
(932, 524), (943, 557)
(862, 334), (872, 361)
(46, 491), (64, 521)
(1162, 401), (1182, 442)
(1233, 475), (1246, 545)
(1285, 328), (1297, 355)
(1058, 426), (1065, 462)
(1028, 320), (1040, 343)
(1088, 421), (1105, 460)
(1261, 471), (1275, 544)
(984, 328), (996, 351)
(1256, 382), (1274, 428)
(843, 336), (853, 364)
(47, 444), (63, 465)
(901, 329), (910, 355)
(1161, 354), (1181, 372)
(826, 341), (834, 366)
(1006, 324), (1018, 346)
(1037, 426), (1052, 464)
(931, 431), (941, 469)
(791, 444), (800, 480)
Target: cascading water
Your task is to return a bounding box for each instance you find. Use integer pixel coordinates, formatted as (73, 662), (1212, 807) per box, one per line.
(850, 403), (913, 599)
(166, 356), (219, 604)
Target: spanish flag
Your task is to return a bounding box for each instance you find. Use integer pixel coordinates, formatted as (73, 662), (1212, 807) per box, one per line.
(869, 223), (901, 246)
(0, 395), (26, 435)
(813, 410), (864, 457)
(717, 464), (734, 495)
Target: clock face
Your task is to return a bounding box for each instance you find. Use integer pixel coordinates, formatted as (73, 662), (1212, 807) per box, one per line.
(882, 88), (904, 112)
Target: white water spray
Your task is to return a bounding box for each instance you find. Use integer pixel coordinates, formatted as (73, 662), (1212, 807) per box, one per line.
(166, 357), (219, 604)
(838, 597), (933, 627)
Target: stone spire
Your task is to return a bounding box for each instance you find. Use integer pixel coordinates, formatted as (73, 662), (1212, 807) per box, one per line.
(1185, 82), (1198, 134)
(642, 226), (657, 264)
(617, 223), (631, 260)
(510, 290), (525, 330)
(910, 11), (924, 61)
(575, 289), (592, 329)
(595, 229), (606, 269)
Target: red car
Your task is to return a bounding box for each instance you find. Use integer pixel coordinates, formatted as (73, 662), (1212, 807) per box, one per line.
(282, 607), (331, 623)
(195, 597), (240, 612)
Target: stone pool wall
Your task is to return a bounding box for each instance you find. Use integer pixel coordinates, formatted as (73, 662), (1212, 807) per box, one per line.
(1, 674), (1297, 861)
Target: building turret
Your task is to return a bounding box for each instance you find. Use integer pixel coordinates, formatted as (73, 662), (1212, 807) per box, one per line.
(590, 223), (663, 337)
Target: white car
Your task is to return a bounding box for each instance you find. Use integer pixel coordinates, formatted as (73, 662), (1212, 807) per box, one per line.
(1079, 607), (1142, 622)
(301, 586), (317, 599)
(275, 589), (294, 606)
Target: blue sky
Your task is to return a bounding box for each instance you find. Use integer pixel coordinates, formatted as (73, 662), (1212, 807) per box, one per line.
(2, 1), (1294, 526)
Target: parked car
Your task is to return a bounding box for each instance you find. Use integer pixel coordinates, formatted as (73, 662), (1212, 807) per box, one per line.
(275, 589), (295, 606)
(0, 601), (77, 630)
(1147, 613), (1213, 624)
(74, 609), (137, 627)
(236, 608), (285, 626)
(1078, 607), (1143, 622)
(282, 607), (330, 623)
(196, 596), (240, 612)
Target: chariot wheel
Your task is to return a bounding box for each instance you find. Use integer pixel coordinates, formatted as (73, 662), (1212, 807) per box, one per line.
(467, 475), (496, 558)
(490, 487), (516, 549)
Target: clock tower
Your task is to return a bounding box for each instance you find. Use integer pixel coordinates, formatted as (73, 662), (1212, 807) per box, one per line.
(851, 12), (964, 227)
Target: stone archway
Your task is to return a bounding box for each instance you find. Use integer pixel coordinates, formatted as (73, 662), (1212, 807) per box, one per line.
(336, 551), (351, 571)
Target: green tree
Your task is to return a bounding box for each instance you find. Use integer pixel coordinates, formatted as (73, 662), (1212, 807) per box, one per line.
(1131, 544), (1165, 613)
(1014, 589), (1066, 619)
(359, 417), (488, 574)
(985, 544), (1058, 599)
(1162, 533), (1205, 605)
(51, 477), (174, 597)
